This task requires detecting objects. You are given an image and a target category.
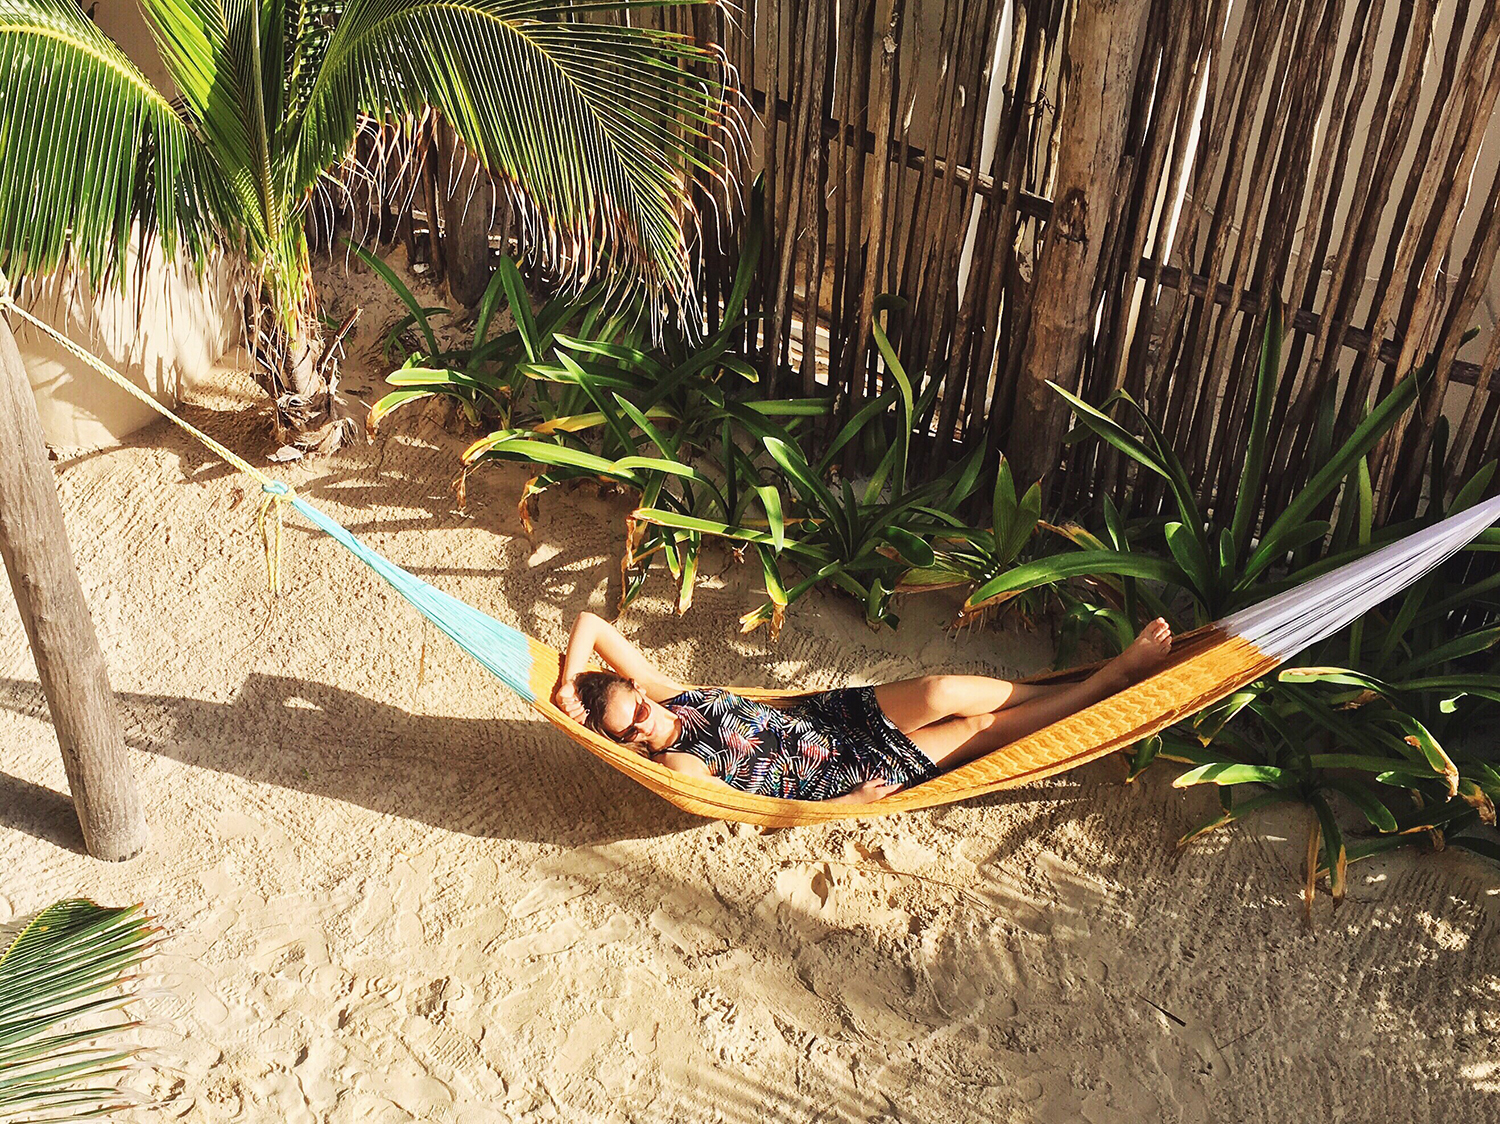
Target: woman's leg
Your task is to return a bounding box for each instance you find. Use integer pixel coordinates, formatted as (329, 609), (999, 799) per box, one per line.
(873, 675), (1072, 734)
(904, 619), (1174, 769)
(876, 672), (1074, 732)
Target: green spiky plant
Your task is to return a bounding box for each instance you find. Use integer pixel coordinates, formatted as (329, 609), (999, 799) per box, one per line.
(972, 303), (1500, 907)
(633, 304), (990, 634)
(0, 0), (734, 455)
(0, 899), (163, 1120)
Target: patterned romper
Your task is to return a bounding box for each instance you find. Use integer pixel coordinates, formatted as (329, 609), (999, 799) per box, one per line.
(656, 686), (942, 800)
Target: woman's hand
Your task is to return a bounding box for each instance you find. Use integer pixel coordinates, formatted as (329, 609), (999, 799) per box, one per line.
(827, 778), (904, 805)
(553, 678), (587, 723)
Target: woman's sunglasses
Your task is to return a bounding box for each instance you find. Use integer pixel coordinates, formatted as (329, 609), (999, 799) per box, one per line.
(607, 694), (653, 743)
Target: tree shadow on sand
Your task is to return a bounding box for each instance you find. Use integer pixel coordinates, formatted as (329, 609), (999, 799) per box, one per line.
(0, 673), (699, 848)
(0, 667), (1092, 855)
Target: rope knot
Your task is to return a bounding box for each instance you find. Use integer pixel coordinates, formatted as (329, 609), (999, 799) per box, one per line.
(256, 485), (293, 596)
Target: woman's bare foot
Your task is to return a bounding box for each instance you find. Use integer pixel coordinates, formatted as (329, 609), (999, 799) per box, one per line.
(1108, 617), (1174, 685)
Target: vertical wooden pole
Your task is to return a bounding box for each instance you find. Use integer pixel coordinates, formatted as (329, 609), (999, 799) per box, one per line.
(1013, 0), (1152, 498)
(436, 121), (497, 308)
(0, 314), (146, 861)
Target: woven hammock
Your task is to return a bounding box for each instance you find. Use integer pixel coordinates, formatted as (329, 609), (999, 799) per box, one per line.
(6, 292), (1499, 828)
(290, 493), (1500, 826)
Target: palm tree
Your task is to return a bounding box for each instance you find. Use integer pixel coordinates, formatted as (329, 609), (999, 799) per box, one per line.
(0, 0), (734, 454)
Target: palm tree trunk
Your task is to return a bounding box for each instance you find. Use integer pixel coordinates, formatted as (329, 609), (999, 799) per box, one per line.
(0, 315), (147, 860)
(252, 308), (358, 458)
(287, 328), (324, 399)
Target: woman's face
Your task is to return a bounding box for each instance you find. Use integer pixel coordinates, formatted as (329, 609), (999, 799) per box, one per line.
(600, 684), (675, 752)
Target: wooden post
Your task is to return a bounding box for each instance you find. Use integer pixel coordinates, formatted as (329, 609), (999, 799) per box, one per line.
(436, 122), (497, 307)
(1011, 0), (1152, 497)
(0, 313), (147, 861)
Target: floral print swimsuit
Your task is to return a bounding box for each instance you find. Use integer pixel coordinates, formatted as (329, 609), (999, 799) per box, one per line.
(655, 686), (941, 800)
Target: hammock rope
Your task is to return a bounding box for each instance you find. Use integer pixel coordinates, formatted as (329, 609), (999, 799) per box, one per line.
(1, 292), (295, 593)
(7, 289), (1499, 827)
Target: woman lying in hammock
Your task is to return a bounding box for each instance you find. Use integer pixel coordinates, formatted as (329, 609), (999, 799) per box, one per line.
(553, 612), (1174, 805)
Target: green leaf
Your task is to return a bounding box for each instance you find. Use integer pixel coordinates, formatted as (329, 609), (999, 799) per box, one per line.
(965, 551), (1193, 615)
(868, 328), (915, 497)
(369, 388), (436, 429)
(1192, 687), (1263, 743)
(496, 256), (542, 362)
(350, 241), (440, 354)
(745, 399), (831, 417)
(556, 334), (668, 381)
(1390, 674), (1500, 703)
(462, 434), (638, 481)
(1053, 384), (1178, 502)
(820, 388), (899, 472)
(1277, 666), (1392, 694)
(1001, 482), (1044, 565)
(1172, 763), (1289, 788)
(1101, 496), (1130, 551)
(1301, 756), (1435, 787)
(1235, 521), (1332, 586)
(1126, 735), (1161, 781)
(0, 0), (219, 286)
(1057, 383), (1204, 532)
(1164, 521), (1215, 604)
(880, 526), (936, 569)
(296, 0), (734, 308)
(754, 485), (786, 552)
(385, 366), (490, 392)
(1229, 298), (1283, 556)
(632, 507), (785, 548)
(1246, 374), (1420, 579)
(763, 436), (851, 548)
(1397, 625), (1500, 676)
(0, 899), (158, 1118)
(1392, 715), (1460, 796)
(1322, 778), (1399, 833)
(469, 260), (511, 358)
(1450, 460), (1498, 515)
(1178, 792), (1296, 846)
(755, 545), (788, 606)
(1310, 793), (1347, 900)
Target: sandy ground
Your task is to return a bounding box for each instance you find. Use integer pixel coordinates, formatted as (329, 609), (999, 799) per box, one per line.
(4, 253), (1500, 1123)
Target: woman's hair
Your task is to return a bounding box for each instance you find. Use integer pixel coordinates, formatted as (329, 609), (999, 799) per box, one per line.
(574, 670), (635, 738)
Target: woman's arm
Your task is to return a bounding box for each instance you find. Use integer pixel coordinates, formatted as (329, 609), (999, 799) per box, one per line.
(558, 611), (686, 702)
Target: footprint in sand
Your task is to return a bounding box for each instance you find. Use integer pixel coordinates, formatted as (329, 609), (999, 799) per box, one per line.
(583, 911), (635, 948)
(494, 915), (587, 960)
(149, 954), (231, 1027)
(510, 876), (591, 920)
(649, 888), (730, 956)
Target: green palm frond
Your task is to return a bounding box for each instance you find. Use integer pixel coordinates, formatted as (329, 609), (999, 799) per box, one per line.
(143, 0), (318, 323)
(0, 899), (161, 1121)
(295, 0), (734, 314)
(0, 0), (217, 284)
(0, 0), (735, 335)
(143, 0), (285, 251)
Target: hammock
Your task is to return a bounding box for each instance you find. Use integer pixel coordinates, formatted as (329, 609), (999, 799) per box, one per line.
(9, 294), (1500, 827)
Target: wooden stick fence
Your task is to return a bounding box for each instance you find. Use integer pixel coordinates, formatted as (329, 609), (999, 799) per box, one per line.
(329, 0), (1500, 532)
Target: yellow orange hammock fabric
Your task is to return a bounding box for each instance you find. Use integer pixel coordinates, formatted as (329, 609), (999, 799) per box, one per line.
(6, 292), (1499, 827)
